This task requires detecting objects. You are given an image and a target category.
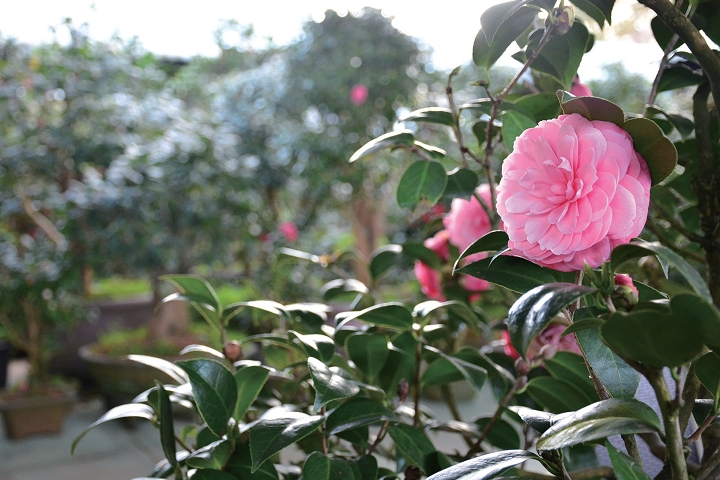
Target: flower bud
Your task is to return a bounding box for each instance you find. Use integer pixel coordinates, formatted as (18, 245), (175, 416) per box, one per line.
(397, 378), (409, 403)
(223, 340), (243, 362)
(514, 357), (531, 376)
(404, 466), (422, 480)
(551, 5), (575, 35)
(612, 274), (639, 311)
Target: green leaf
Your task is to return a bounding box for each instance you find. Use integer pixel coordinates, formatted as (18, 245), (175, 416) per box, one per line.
(377, 334), (417, 393)
(601, 308), (704, 368)
(161, 274), (221, 313)
(178, 359), (238, 436)
(611, 241), (711, 301)
(325, 397), (397, 435)
(670, 293), (720, 349)
(397, 160), (447, 209)
(558, 92), (625, 125)
(620, 118), (678, 185)
(191, 470), (242, 480)
(369, 244), (403, 280)
(290, 331), (335, 363)
(308, 357), (361, 412)
(71, 403), (155, 454)
(425, 450), (545, 480)
(186, 440), (233, 470)
(157, 384), (178, 470)
(530, 22), (590, 87)
(402, 242), (444, 270)
(126, 354), (189, 384)
(571, 0), (615, 27)
(349, 130), (414, 163)
(353, 455), (378, 480)
(576, 327), (640, 399)
(400, 107), (454, 126)
(544, 352), (599, 402)
(481, 0), (553, 44)
(249, 411), (324, 471)
(320, 279), (369, 301)
(502, 110), (538, 152)
(515, 92), (561, 121)
(303, 452), (358, 480)
(658, 64), (703, 93)
(335, 302), (414, 331)
(444, 168), (479, 200)
(413, 141), (447, 159)
(346, 332), (389, 381)
(473, 120), (488, 147)
(225, 442), (279, 480)
(606, 441), (652, 480)
(536, 399), (662, 451)
(389, 424), (440, 475)
(422, 351), (488, 393)
(508, 406), (556, 433)
(458, 255), (557, 293)
(507, 283), (595, 358)
(695, 351), (720, 414)
(525, 377), (594, 413)
(234, 365), (271, 419)
(475, 417), (521, 449)
(454, 231), (509, 270)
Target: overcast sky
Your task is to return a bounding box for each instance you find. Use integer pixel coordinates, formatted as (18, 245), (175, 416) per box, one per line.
(0, 1), (663, 78)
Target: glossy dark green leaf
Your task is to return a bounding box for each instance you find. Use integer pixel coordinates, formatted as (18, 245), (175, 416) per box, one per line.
(473, 120), (488, 147)
(249, 411), (324, 471)
(397, 160), (447, 209)
(389, 424), (440, 475)
(234, 365), (271, 419)
(475, 417), (521, 449)
(425, 450), (545, 480)
(508, 283), (595, 358)
(353, 455), (378, 480)
(670, 293), (720, 349)
(320, 279), (369, 301)
(413, 140), (447, 159)
(651, 15), (683, 51)
(606, 441), (652, 480)
(349, 129), (414, 163)
(444, 168), (479, 200)
(658, 65), (703, 93)
(454, 231), (509, 271)
(502, 110), (537, 152)
(571, 0), (615, 26)
(563, 317), (606, 335)
(325, 397), (397, 435)
(458, 255), (557, 293)
(225, 442), (279, 480)
(602, 308), (704, 368)
(290, 331), (335, 363)
(697, 2), (720, 45)
(369, 244), (403, 280)
(525, 377), (594, 413)
(161, 274), (221, 313)
(474, 1), (547, 74)
(634, 281), (668, 302)
(186, 439), (232, 470)
(377, 335), (417, 393)
(400, 107), (454, 126)
(530, 23), (590, 87)
(536, 399), (662, 451)
(71, 403), (155, 454)
(157, 383), (178, 470)
(402, 242), (444, 270)
(612, 242), (711, 301)
(422, 352), (488, 394)
(515, 92), (561, 121)
(620, 118), (677, 185)
(695, 351), (720, 414)
(544, 352), (599, 402)
(558, 92), (625, 125)
(303, 452), (358, 480)
(126, 354), (189, 384)
(509, 406), (557, 433)
(335, 302), (413, 331)
(178, 359), (237, 436)
(346, 332), (389, 381)
(576, 327), (640, 399)
(191, 470), (243, 480)
(308, 357), (360, 412)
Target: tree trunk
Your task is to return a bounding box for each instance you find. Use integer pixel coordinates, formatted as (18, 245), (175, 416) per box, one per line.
(349, 196), (386, 286)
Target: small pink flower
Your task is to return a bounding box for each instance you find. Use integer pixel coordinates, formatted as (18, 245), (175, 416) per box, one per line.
(503, 324), (581, 361)
(443, 184), (494, 254)
(497, 113), (651, 272)
(350, 84), (368, 105)
(414, 230), (450, 300)
(570, 76), (592, 97)
(460, 274), (490, 293)
(278, 221), (299, 243)
(424, 230), (450, 261)
(502, 330), (521, 360)
(613, 273), (639, 309)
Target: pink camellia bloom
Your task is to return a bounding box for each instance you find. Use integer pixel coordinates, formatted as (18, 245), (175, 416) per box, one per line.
(503, 324), (582, 361)
(460, 274), (490, 293)
(349, 84), (368, 106)
(497, 113), (651, 272)
(570, 75), (592, 97)
(443, 184), (494, 254)
(613, 273), (639, 309)
(414, 230), (450, 300)
(278, 221), (299, 243)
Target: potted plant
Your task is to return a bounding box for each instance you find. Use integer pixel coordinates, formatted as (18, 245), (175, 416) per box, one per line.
(0, 225), (83, 440)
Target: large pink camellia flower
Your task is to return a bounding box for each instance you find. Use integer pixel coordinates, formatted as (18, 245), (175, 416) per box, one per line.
(497, 113), (651, 272)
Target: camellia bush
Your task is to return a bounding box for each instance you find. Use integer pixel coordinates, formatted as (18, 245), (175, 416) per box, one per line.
(73, 1), (720, 479)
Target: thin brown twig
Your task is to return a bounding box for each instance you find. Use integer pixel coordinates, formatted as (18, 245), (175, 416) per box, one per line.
(465, 377), (523, 458)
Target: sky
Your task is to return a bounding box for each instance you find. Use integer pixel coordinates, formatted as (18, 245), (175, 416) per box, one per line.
(0, 0), (664, 79)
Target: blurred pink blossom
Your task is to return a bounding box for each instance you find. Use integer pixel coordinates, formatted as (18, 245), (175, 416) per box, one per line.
(414, 230), (449, 300)
(350, 84), (369, 105)
(278, 221), (299, 243)
(443, 184), (494, 254)
(503, 324), (582, 361)
(570, 75), (592, 97)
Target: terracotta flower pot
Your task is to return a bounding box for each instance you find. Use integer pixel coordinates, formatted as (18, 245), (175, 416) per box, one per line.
(0, 386), (76, 440)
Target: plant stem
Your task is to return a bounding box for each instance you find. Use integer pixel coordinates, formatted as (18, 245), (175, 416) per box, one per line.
(688, 412), (717, 444)
(446, 70), (469, 169)
(367, 421), (390, 455)
(321, 405), (328, 455)
(465, 376), (523, 458)
(413, 339), (423, 428)
(644, 367), (689, 480)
